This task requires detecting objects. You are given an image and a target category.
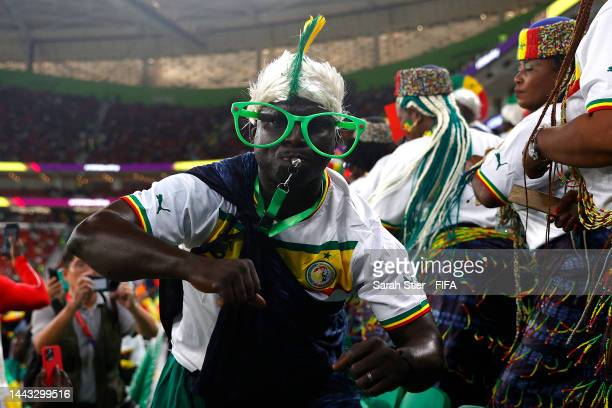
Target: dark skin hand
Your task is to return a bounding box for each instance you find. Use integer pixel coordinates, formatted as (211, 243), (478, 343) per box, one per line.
(524, 110), (612, 178)
(68, 96), (444, 394)
(473, 173), (587, 231)
(548, 189), (584, 233)
(333, 314), (444, 395)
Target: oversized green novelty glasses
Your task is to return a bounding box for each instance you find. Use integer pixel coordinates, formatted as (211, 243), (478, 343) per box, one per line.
(230, 101), (366, 159)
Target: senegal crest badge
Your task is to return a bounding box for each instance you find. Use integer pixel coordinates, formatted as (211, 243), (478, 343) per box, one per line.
(305, 261), (336, 290)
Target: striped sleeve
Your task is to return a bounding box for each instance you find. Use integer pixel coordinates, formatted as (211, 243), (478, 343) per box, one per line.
(575, 6), (612, 114)
(121, 194), (153, 234)
(123, 173), (225, 248)
(379, 300), (432, 330)
(586, 98), (612, 113)
(475, 168), (508, 204)
(352, 220), (431, 331)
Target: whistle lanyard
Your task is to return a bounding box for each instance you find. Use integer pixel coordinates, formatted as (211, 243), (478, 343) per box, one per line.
(66, 292), (96, 347)
(254, 172), (329, 237)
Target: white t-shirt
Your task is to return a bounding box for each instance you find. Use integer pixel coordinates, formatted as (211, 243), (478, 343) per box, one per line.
(125, 168), (429, 372)
(457, 129), (503, 228)
(478, 106), (568, 249)
(565, 0), (612, 211)
(351, 130), (501, 231)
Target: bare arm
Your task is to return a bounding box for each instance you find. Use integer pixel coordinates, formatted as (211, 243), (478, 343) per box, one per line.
(128, 302), (158, 339)
(539, 110), (612, 166)
(524, 110), (612, 178)
(115, 282), (158, 339)
(333, 313), (444, 395)
(387, 313), (445, 392)
(472, 176), (505, 208)
(68, 200), (265, 307)
(33, 302), (78, 353)
(67, 200), (194, 282)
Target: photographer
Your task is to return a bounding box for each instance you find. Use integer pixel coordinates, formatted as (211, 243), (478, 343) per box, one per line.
(31, 252), (157, 408)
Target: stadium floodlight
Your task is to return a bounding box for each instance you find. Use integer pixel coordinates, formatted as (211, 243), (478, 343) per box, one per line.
(83, 164), (121, 172)
(0, 162), (28, 172)
(68, 198), (112, 207)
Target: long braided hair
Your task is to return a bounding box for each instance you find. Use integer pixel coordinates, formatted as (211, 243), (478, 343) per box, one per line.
(368, 93), (471, 254)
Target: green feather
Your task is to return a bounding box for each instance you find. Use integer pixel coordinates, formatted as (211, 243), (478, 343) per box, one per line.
(288, 16), (323, 98)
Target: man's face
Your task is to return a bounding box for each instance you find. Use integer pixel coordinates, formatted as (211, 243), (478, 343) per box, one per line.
(65, 256), (97, 291)
(254, 97), (334, 186)
(397, 106), (427, 139)
(514, 59), (559, 111)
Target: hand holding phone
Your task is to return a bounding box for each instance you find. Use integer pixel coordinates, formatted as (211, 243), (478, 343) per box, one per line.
(2, 223), (20, 258)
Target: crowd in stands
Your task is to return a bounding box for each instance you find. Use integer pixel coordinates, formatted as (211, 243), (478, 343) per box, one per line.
(0, 227), (66, 275)
(0, 84), (395, 163)
(1, 231), (163, 407)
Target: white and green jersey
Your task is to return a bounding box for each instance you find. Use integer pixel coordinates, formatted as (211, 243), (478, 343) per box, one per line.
(565, 0), (612, 211)
(122, 168), (429, 372)
(477, 106), (569, 249)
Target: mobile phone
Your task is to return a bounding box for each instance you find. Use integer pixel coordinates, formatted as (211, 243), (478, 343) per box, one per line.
(42, 345), (63, 386)
(2, 223), (20, 257)
(91, 276), (119, 292)
(47, 268), (59, 280)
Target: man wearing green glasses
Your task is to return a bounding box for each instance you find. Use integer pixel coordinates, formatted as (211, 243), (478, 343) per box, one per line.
(67, 16), (443, 407)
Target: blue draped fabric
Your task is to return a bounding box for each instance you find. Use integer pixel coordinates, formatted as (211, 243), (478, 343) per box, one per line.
(185, 153), (359, 407)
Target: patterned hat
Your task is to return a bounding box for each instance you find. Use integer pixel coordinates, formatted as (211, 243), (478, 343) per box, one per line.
(394, 66), (453, 97)
(360, 120), (393, 144)
(517, 18), (575, 61)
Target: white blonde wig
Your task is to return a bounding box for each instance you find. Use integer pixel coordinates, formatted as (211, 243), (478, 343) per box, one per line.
(248, 51), (345, 113)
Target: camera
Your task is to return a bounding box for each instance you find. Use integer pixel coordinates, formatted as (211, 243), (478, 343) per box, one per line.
(91, 276), (120, 292)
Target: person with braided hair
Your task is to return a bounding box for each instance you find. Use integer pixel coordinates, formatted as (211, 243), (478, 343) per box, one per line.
(352, 66), (516, 406)
(353, 66), (502, 250)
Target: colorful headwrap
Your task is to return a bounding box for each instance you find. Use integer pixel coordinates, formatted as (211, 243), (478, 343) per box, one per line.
(394, 66), (453, 98)
(360, 120), (393, 144)
(517, 17), (575, 61)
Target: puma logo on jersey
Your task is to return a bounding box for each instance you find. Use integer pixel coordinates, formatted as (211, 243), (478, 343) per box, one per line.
(495, 153), (508, 170)
(156, 194), (171, 214)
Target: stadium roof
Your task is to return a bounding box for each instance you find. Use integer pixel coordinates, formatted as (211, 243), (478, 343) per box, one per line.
(0, 0), (545, 63)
